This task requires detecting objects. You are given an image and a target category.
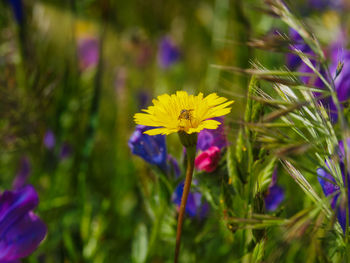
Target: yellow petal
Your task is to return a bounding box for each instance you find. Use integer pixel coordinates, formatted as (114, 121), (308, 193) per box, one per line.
(144, 128), (172, 135)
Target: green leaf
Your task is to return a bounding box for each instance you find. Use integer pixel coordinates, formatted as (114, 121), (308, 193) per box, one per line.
(132, 223), (148, 263)
(251, 240), (265, 263)
(255, 157), (276, 193)
(227, 144), (243, 196)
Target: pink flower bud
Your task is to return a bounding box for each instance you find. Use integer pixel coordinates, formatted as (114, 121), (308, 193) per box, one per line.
(195, 146), (221, 173)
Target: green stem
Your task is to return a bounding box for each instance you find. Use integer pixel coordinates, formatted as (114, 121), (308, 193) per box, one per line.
(147, 177), (166, 257)
(174, 146), (196, 263)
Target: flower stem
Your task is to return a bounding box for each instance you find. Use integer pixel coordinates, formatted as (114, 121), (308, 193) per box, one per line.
(174, 146), (196, 263)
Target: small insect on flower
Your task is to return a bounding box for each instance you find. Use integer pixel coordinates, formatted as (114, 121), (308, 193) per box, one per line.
(178, 109), (194, 121)
(178, 109), (194, 127)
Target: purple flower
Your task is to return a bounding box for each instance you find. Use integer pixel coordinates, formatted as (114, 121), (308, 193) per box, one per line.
(197, 117), (227, 151)
(0, 185), (46, 261)
(8, 0), (23, 25)
(12, 156), (31, 190)
(298, 61), (329, 106)
(328, 46), (350, 122)
(317, 140), (350, 232)
(286, 29), (350, 122)
(317, 167), (346, 231)
(77, 37), (99, 70)
(43, 130), (55, 150)
(287, 29), (326, 92)
(298, 61), (325, 89)
(157, 36), (180, 69)
(287, 29), (314, 70)
(317, 168), (340, 205)
(60, 143), (72, 160)
(308, 0), (331, 9)
(308, 0), (343, 10)
(128, 125), (168, 172)
(264, 168), (285, 211)
(172, 181), (209, 218)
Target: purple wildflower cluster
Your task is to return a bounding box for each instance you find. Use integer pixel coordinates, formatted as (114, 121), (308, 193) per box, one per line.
(288, 28), (350, 227)
(129, 116), (287, 218)
(128, 121), (227, 218)
(285, 20), (350, 232)
(288, 29), (350, 122)
(172, 124), (228, 218)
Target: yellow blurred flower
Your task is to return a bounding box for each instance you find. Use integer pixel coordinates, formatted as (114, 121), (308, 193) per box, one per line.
(75, 20), (97, 39)
(134, 91), (234, 135)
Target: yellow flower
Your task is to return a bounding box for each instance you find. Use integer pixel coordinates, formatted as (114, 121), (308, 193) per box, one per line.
(134, 91), (234, 135)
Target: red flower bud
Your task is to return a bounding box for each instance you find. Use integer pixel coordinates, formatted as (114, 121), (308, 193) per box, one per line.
(195, 146), (221, 172)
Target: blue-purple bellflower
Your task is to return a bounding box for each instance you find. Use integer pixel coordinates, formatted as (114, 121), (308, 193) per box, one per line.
(0, 185), (46, 261)
(317, 140), (350, 232)
(157, 36), (180, 69)
(264, 168), (285, 211)
(128, 125), (168, 173)
(172, 181), (209, 218)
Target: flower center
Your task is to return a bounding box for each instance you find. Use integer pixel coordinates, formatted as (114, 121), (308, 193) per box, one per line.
(178, 109), (194, 129)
